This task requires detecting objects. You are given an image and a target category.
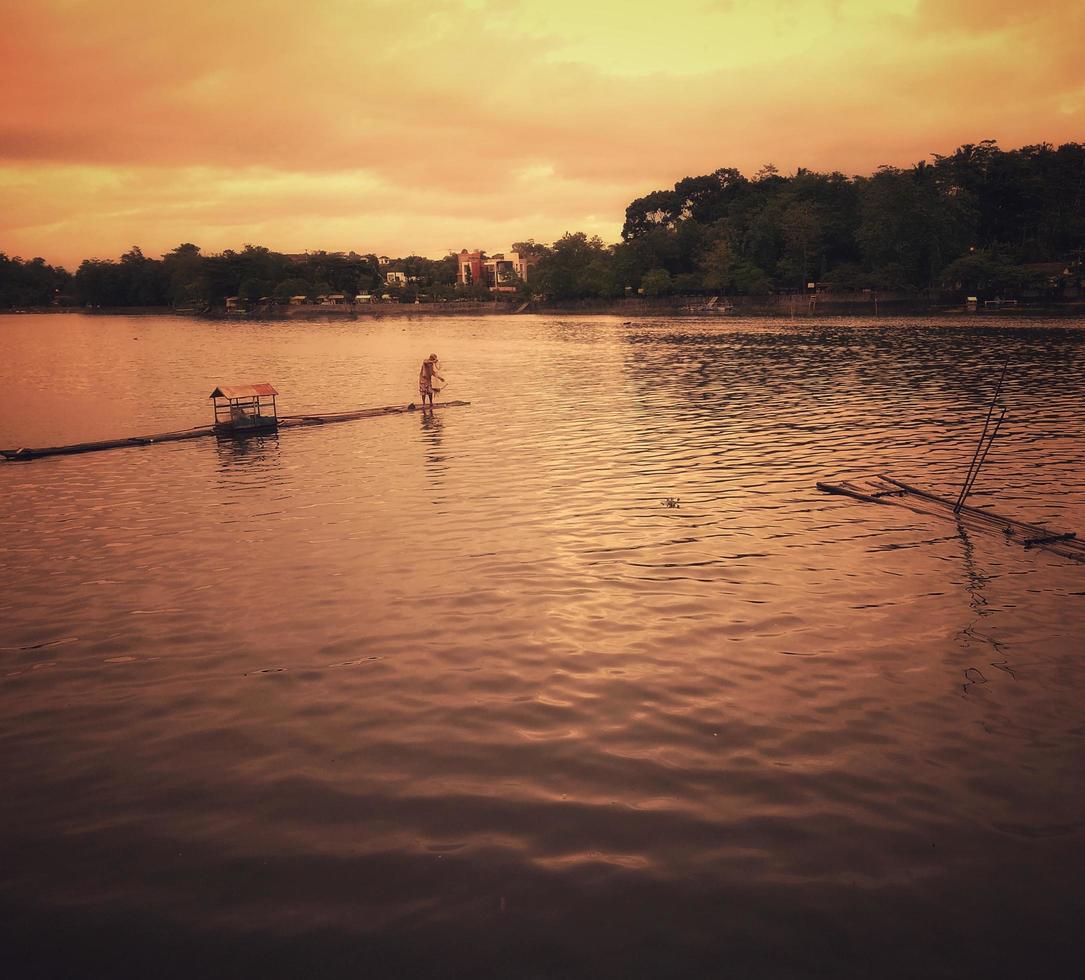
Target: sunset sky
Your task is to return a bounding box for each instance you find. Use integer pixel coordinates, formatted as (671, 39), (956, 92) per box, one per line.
(2, 0), (1082, 269)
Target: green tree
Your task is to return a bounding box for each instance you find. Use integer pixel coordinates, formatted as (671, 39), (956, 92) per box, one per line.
(162, 243), (203, 306)
(779, 202), (824, 289)
(511, 240), (550, 260)
(273, 277), (310, 302)
(533, 232), (620, 300)
(238, 278), (270, 305)
(0, 254), (71, 307)
(119, 246), (169, 305)
(640, 268), (673, 296)
(940, 248), (1039, 296)
(621, 189), (681, 240)
(698, 231), (771, 294)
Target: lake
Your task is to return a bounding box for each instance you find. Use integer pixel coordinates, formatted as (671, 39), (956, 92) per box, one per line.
(2, 311), (1084, 978)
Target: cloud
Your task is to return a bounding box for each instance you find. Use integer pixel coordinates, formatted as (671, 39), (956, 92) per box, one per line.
(0, 0), (1082, 267)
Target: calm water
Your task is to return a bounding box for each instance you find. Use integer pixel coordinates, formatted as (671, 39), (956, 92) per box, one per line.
(2, 312), (1084, 979)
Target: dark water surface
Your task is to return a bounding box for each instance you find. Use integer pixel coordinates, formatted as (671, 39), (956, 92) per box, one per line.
(2, 313), (1084, 978)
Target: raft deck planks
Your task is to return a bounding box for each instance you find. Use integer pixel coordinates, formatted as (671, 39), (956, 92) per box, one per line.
(817, 474), (1085, 563)
(1, 400), (471, 462)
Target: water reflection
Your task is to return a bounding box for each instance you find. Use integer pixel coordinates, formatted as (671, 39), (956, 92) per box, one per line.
(213, 431), (285, 501)
(214, 430), (282, 472)
(418, 408), (447, 486)
(956, 520), (992, 616)
(954, 518), (1016, 701)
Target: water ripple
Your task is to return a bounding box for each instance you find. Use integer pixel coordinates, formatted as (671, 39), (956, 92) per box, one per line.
(2, 312), (1085, 977)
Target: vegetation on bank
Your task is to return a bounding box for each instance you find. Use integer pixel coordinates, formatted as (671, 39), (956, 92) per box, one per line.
(1, 140), (1083, 311)
(529, 140), (1084, 301)
(0, 253), (71, 309)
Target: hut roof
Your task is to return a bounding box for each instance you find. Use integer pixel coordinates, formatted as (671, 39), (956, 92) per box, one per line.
(209, 383), (278, 400)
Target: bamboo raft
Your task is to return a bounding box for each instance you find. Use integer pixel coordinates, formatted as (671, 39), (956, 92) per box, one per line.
(817, 475), (1085, 563)
(0, 400), (471, 463)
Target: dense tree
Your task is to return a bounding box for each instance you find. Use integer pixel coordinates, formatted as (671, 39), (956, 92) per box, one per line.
(384, 254), (458, 299)
(162, 243), (204, 306)
(0, 254), (71, 308)
(640, 268), (674, 296)
(604, 140), (1084, 299)
(70, 245), (391, 307)
(273, 277), (311, 302)
(532, 233), (622, 300)
(511, 240), (550, 259)
(119, 246), (170, 305)
(697, 227), (771, 294)
(779, 201), (825, 289)
(940, 248), (1042, 296)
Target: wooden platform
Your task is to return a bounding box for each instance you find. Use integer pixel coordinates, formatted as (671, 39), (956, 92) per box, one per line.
(817, 475), (1085, 563)
(1, 400), (471, 463)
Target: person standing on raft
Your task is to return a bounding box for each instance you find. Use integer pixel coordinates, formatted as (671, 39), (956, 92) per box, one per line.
(418, 353), (444, 409)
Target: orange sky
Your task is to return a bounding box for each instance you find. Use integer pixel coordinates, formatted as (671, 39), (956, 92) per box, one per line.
(1, 0), (1082, 269)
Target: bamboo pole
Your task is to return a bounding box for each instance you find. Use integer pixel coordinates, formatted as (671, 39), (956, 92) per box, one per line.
(956, 407), (1006, 512)
(954, 359), (1008, 513)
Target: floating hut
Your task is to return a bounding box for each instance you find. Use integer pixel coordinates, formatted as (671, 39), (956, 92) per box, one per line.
(210, 383), (279, 433)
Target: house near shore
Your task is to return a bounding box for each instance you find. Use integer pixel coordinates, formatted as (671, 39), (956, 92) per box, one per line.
(319, 294), (346, 305)
(455, 249), (536, 291)
(1020, 261), (1082, 297)
(386, 271), (408, 285)
(289, 295), (307, 305)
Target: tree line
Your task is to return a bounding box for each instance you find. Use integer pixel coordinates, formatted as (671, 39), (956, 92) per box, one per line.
(65, 246), (463, 309)
(0, 253), (71, 308)
(2, 140), (1082, 310)
(526, 140), (1085, 301)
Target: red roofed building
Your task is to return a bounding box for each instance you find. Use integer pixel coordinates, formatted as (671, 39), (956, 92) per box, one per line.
(455, 249), (536, 291)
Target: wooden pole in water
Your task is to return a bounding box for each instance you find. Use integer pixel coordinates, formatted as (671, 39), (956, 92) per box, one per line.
(954, 359), (1009, 513)
(961, 407), (1006, 504)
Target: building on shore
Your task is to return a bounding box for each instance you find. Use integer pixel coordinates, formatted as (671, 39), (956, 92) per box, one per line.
(455, 249), (536, 291)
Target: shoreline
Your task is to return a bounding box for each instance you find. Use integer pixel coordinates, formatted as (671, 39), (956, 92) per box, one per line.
(6, 297), (1085, 319)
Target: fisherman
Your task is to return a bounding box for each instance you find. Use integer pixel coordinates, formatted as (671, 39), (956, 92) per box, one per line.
(418, 353), (444, 409)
